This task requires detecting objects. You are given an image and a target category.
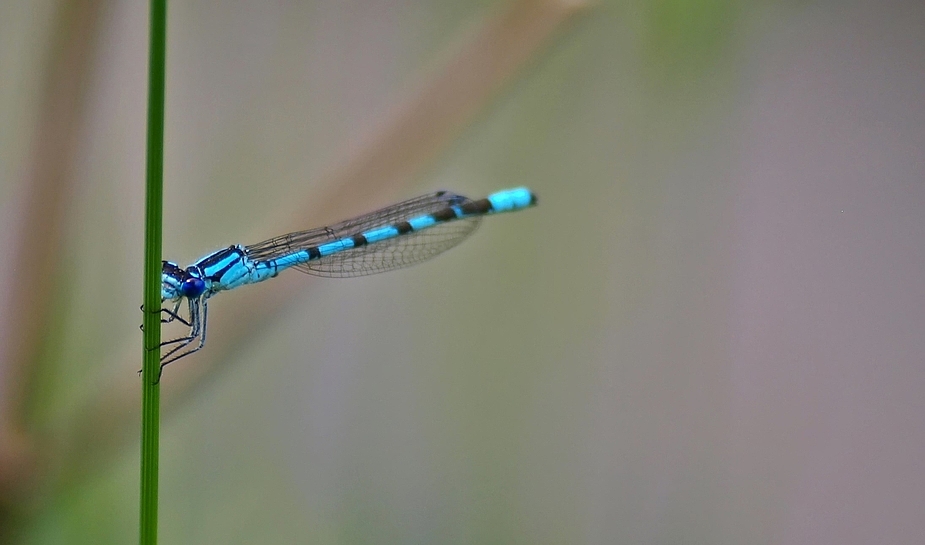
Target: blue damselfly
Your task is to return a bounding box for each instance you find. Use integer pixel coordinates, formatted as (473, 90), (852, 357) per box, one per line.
(150, 187), (536, 372)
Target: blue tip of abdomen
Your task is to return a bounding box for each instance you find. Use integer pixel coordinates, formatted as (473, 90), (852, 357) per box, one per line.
(487, 187), (537, 213)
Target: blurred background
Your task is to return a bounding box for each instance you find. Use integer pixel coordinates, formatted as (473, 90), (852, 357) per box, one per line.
(1, 0), (924, 543)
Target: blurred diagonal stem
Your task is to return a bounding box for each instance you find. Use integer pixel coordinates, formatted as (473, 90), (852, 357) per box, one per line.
(56, 0), (589, 490)
(0, 0), (108, 537)
(140, 0), (167, 543)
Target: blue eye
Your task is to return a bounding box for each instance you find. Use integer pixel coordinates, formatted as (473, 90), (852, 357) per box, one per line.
(180, 278), (206, 298)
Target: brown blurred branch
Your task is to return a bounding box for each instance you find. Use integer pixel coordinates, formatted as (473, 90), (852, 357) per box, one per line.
(55, 0), (589, 487)
(0, 0), (109, 520)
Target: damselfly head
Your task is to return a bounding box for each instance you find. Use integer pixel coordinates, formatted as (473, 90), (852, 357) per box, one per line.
(161, 261), (209, 302)
(161, 261), (186, 301)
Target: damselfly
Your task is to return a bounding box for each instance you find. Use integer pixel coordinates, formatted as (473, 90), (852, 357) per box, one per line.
(150, 187), (537, 372)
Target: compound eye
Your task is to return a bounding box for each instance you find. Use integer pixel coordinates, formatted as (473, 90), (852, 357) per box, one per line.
(180, 277), (206, 297)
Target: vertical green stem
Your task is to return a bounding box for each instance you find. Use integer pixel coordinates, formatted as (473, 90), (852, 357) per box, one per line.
(141, 0), (167, 543)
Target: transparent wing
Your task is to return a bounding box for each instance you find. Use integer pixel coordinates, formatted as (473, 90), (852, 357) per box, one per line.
(244, 191), (481, 278)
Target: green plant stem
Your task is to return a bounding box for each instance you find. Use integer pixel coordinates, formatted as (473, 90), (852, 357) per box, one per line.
(141, 0), (167, 543)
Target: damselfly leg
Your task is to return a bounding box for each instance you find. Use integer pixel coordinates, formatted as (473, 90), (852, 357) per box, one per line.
(139, 301), (190, 332)
(158, 297), (208, 369)
(158, 300), (189, 326)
